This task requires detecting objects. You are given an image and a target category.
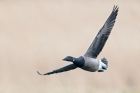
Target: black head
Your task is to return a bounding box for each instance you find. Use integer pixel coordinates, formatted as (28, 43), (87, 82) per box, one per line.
(63, 56), (75, 62)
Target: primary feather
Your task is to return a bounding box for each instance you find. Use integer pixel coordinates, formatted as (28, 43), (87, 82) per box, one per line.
(84, 5), (119, 58)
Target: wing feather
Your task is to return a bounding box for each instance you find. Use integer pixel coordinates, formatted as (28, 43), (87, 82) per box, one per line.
(37, 63), (77, 75)
(84, 5), (119, 58)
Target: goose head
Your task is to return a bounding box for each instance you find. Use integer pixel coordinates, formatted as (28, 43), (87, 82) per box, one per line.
(63, 56), (75, 62)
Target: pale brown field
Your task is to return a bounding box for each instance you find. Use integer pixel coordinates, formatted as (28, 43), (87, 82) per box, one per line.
(0, 1), (140, 93)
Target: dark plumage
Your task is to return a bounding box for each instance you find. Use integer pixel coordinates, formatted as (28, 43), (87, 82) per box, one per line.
(37, 5), (119, 75)
(37, 64), (77, 75)
(73, 56), (85, 67)
(84, 5), (119, 58)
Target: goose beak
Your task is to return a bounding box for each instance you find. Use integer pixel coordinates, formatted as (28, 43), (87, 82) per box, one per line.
(62, 58), (67, 61)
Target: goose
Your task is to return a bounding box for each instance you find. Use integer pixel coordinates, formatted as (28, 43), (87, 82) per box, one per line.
(37, 5), (119, 75)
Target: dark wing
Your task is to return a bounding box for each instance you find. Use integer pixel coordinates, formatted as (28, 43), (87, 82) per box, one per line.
(37, 63), (77, 75)
(84, 5), (119, 58)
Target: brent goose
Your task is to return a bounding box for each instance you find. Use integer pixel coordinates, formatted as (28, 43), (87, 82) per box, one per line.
(37, 5), (119, 75)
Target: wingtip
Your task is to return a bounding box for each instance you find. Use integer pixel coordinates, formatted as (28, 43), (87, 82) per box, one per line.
(37, 71), (45, 76)
(113, 5), (119, 11)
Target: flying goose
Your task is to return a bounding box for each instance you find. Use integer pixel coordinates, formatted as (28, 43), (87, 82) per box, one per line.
(37, 5), (119, 75)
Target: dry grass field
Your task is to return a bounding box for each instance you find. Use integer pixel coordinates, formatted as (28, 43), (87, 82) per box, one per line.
(0, 0), (140, 93)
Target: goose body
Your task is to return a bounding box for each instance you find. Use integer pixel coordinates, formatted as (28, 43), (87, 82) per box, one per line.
(37, 5), (119, 75)
(73, 56), (99, 72)
(81, 56), (100, 72)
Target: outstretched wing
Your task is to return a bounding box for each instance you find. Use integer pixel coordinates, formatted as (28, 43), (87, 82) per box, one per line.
(84, 5), (119, 58)
(37, 63), (77, 75)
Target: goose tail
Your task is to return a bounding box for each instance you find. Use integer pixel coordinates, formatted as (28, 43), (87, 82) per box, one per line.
(101, 57), (108, 67)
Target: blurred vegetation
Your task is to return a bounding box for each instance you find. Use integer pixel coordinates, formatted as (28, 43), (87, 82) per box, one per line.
(0, 1), (140, 93)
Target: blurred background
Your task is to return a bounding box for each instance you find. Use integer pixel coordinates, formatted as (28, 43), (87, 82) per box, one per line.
(0, 0), (140, 93)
